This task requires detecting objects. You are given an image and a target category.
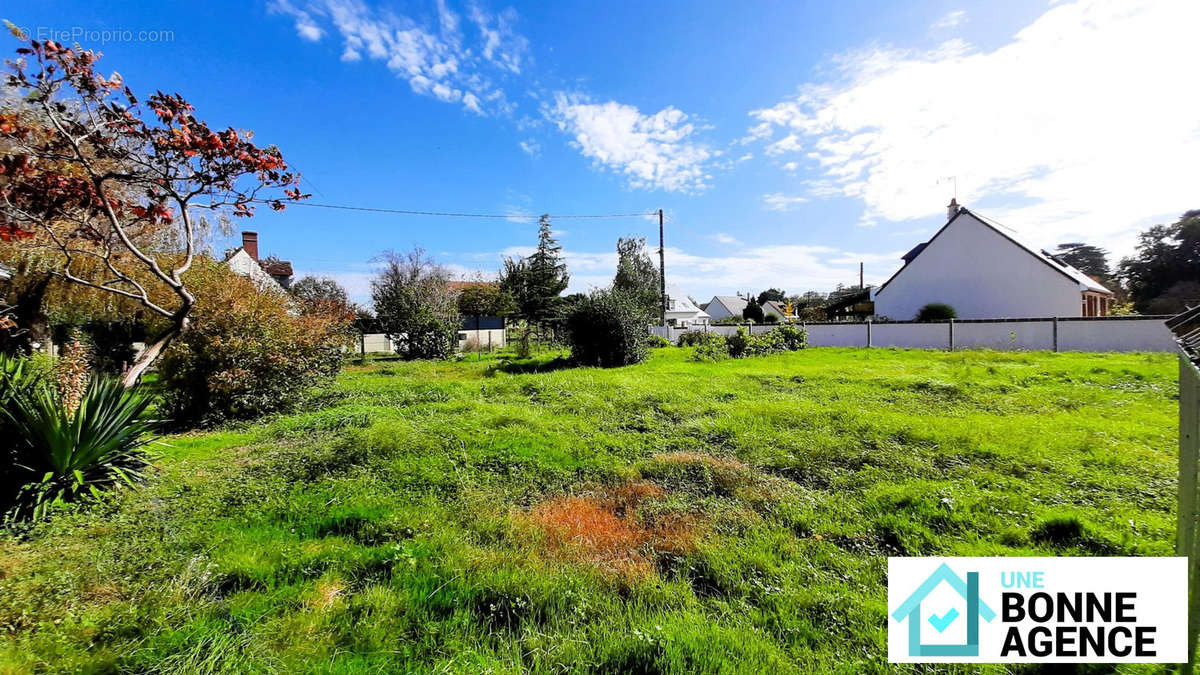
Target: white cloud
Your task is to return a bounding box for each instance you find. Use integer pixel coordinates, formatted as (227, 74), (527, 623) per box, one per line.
(746, 0), (1200, 257)
(271, 1), (325, 41)
(468, 3), (528, 74)
(931, 10), (967, 30)
(519, 138), (541, 156)
(547, 244), (882, 298)
(545, 93), (716, 192)
(763, 193), (809, 211)
(706, 232), (743, 246)
(781, 161), (799, 171)
(271, 0), (527, 115)
(764, 133), (802, 156)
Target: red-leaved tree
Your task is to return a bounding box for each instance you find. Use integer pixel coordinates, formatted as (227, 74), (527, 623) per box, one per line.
(0, 25), (306, 386)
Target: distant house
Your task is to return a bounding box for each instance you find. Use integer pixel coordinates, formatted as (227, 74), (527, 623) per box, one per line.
(761, 300), (792, 322)
(448, 280), (507, 351)
(224, 231), (293, 292)
(665, 284), (709, 328)
(825, 288), (875, 322)
(704, 295), (748, 320)
(873, 201), (1114, 320)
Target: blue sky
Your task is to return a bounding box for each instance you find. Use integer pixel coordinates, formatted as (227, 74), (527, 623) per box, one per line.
(6, 0), (1197, 304)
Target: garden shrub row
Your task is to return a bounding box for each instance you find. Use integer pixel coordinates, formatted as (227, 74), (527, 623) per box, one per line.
(679, 325), (808, 362)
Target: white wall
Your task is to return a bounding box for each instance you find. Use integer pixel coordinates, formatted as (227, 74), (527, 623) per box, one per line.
(954, 321), (1052, 350)
(1058, 319), (1175, 352)
(225, 249), (286, 293)
(653, 317), (1176, 353)
(872, 322), (948, 349)
(874, 212), (1083, 320)
(458, 328), (506, 351)
(359, 333), (394, 353)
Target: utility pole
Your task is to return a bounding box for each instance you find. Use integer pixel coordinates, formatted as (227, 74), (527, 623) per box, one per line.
(859, 262), (864, 289)
(658, 208), (666, 326)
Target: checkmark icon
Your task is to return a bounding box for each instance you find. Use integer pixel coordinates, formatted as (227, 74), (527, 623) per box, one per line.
(928, 607), (960, 633)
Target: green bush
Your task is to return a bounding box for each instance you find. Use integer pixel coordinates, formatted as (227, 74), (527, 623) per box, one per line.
(159, 262), (353, 425)
(644, 334), (671, 349)
(915, 303), (957, 322)
(774, 324), (808, 350)
(726, 327), (752, 358)
(676, 330), (712, 347)
(3, 371), (158, 522)
(689, 326), (807, 362)
(692, 333), (730, 362)
(564, 290), (648, 368)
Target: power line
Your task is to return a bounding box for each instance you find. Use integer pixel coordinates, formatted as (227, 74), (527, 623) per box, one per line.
(278, 200), (658, 220)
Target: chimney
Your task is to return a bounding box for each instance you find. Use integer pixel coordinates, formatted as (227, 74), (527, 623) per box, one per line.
(947, 198), (959, 222)
(242, 231), (259, 261)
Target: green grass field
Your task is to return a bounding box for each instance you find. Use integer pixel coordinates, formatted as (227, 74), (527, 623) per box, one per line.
(0, 347), (1180, 673)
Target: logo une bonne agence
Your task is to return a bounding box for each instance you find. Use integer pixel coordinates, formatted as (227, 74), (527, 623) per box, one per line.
(887, 557), (1187, 663)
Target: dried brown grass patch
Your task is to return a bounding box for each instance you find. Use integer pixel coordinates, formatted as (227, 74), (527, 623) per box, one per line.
(525, 481), (700, 581)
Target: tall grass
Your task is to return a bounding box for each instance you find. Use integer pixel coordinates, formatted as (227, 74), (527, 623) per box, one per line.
(0, 347), (1178, 672)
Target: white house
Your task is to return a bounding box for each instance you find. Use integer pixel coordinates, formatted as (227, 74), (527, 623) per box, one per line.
(224, 231), (293, 293)
(665, 284), (709, 328)
(873, 201), (1114, 320)
(703, 295), (748, 321)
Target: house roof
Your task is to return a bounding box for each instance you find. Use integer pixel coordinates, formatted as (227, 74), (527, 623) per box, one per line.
(665, 284), (707, 317)
(762, 300), (792, 316)
(891, 563), (997, 622)
(876, 207), (1113, 297)
(710, 295), (748, 316)
(260, 257), (294, 277)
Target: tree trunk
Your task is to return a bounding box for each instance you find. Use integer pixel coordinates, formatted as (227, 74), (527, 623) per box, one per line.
(14, 275), (51, 355)
(121, 315), (187, 388)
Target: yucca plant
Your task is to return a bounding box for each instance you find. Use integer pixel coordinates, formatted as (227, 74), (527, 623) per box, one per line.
(4, 375), (161, 522)
(1, 352), (46, 507)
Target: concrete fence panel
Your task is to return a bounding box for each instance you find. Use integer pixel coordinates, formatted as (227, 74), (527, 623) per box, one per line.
(804, 323), (868, 347)
(650, 317), (1173, 353)
(952, 320), (1053, 350)
(1057, 318), (1176, 352)
(872, 322), (950, 349)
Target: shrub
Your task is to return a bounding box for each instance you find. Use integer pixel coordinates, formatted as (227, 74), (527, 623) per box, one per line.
(677, 330), (710, 347)
(158, 262), (353, 425)
(915, 303), (957, 322)
(688, 326), (807, 362)
(726, 328), (752, 358)
(691, 333), (730, 362)
(3, 375), (158, 522)
(644, 334), (671, 349)
(775, 324), (808, 351)
(564, 290), (647, 368)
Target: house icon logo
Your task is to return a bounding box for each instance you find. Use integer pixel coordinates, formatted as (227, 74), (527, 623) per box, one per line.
(891, 562), (997, 657)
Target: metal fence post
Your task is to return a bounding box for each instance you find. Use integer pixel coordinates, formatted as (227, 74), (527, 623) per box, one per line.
(1052, 316), (1059, 352)
(866, 319), (872, 348)
(948, 318), (955, 351)
(1180, 355), (1200, 671)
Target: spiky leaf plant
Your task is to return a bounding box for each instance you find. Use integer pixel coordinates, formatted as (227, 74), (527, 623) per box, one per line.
(4, 375), (159, 522)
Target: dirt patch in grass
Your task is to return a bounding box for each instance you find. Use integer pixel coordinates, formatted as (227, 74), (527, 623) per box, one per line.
(525, 481), (700, 582)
